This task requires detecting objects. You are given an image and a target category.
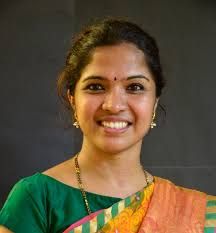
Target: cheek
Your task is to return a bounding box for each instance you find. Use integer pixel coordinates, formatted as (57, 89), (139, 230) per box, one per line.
(75, 95), (100, 123)
(133, 98), (155, 121)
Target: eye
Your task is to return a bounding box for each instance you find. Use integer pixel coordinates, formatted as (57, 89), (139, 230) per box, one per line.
(84, 83), (105, 91)
(127, 83), (144, 92)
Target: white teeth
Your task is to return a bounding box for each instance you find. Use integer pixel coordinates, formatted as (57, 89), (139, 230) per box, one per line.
(101, 121), (128, 129)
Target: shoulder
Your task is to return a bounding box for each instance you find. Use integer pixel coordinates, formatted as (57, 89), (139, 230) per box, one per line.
(154, 177), (216, 229)
(0, 173), (48, 232)
(1, 173), (50, 212)
(154, 176), (212, 196)
(42, 157), (78, 189)
(6, 173), (47, 201)
(154, 176), (216, 202)
(0, 169), (77, 233)
(0, 172), (62, 216)
(153, 176), (208, 204)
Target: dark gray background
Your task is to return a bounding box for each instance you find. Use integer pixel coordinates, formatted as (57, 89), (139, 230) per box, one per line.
(1, 0), (216, 208)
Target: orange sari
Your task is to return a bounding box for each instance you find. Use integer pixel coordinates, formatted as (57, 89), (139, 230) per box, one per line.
(63, 177), (216, 233)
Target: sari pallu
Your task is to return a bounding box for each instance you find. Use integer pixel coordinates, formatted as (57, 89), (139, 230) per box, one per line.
(63, 177), (216, 233)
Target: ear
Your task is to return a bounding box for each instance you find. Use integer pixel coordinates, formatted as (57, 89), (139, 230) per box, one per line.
(154, 98), (159, 112)
(67, 89), (75, 110)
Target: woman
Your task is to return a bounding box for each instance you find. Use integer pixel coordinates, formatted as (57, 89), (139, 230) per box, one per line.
(0, 18), (215, 233)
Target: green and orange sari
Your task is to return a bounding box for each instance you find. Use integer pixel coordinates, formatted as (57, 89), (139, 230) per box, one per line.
(63, 177), (216, 233)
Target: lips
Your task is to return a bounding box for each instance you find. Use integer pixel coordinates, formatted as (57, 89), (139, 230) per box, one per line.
(97, 117), (132, 130)
(101, 121), (129, 129)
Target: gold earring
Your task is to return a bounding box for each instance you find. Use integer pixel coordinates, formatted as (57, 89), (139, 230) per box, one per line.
(73, 112), (79, 128)
(150, 112), (156, 129)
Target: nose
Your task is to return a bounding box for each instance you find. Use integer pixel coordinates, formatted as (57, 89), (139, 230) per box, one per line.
(102, 87), (127, 113)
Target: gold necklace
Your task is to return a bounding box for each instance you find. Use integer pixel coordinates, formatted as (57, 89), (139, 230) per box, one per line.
(74, 153), (150, 216)
(74, 154), (92, 215)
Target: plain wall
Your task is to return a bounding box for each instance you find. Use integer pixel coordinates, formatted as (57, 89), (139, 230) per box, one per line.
(1, 0), (216, 207)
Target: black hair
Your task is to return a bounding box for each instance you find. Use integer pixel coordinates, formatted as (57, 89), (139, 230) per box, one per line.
(57, 17), (166, 124)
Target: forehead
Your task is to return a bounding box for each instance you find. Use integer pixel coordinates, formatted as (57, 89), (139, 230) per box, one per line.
(93, 42), (145, 61)
(80, 42), (152, 80)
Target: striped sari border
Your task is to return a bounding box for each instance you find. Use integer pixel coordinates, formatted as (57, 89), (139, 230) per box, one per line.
(68, 183), (154, 233)
(204, 195), (216, 232)
(70, 192), (134, 232)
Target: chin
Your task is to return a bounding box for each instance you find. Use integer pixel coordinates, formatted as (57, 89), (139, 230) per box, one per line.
(96, 141), (139, 155)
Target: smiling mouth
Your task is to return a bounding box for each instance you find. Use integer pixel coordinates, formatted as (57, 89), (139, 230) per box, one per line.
(98, 121), (132, 129)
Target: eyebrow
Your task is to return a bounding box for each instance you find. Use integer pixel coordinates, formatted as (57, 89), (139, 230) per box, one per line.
(82, 75), (150, 82)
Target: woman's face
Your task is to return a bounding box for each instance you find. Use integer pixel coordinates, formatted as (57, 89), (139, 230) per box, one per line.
(68, 42), (158, 154)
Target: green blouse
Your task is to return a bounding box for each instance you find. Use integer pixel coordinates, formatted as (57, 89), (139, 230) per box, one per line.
(0, 173), (121, 233)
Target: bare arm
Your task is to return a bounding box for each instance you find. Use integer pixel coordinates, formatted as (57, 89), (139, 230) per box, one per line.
(0, 226), (13, 233)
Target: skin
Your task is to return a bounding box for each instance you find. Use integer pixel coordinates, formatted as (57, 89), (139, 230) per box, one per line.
(71, 43), (158, 154)
(40, 42), (158, 198)
(0, 42), (159, 233)
(0, 226), (13, 233)
(66, 42), (158, 197)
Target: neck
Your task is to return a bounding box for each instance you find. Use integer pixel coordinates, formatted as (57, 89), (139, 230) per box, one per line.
(76, 138), (147, 193)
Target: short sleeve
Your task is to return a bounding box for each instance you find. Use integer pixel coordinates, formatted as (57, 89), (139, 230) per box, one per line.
(0, 178), (48, 233)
